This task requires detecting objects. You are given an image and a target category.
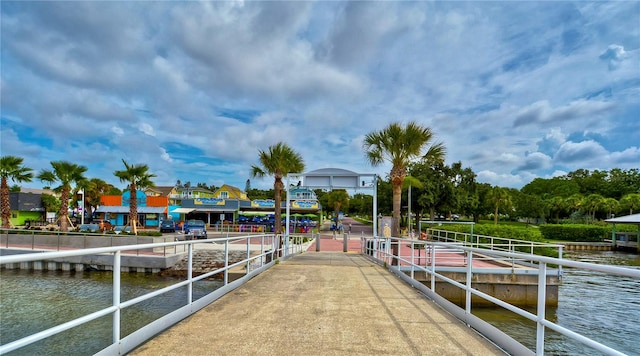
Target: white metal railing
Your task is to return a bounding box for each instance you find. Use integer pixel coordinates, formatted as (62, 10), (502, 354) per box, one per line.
(361, 236), (640, 356)
(428, 228), (565, 276)
(0, 233), (311, 355)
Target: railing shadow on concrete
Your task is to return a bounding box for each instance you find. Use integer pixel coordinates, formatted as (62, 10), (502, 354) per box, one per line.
(361, 236), (640, 356)
(0, 233), (313, 355)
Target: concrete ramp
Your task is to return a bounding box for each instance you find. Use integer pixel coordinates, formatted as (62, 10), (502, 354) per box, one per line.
(131, 252), (505, 355)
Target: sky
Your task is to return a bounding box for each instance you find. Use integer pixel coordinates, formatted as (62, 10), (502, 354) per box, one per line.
(1, 1), (639, 192)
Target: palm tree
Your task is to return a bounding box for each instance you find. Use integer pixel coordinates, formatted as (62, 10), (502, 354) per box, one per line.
(114, 159), (156, 234)
(620, 193), (640, 215)
(583, 194), (604, 222)
(487, 186), (512, 225)
(0, 156), (34, 228)
(601, 198), (619, 219)
(38, 161), (87, 232)
(364, 121), (445, 264)
(251, 142), (305, 237)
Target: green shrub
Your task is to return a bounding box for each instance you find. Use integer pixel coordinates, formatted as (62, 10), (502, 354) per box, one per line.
(539, 224), (609, 242)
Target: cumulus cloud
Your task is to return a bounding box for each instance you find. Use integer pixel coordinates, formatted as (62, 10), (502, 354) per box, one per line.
(513, 100), (614, 127)
(599, 44), (628, 70)
(516, 152), (553, 171)
(554, 140), (608, 163)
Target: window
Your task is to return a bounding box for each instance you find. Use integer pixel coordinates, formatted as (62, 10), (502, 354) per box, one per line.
(220, 191), (229, 199)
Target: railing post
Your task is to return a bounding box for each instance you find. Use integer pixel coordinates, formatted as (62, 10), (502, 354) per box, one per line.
(187, 244), (193, 303)
(260, 235), (265, 267)
(246, 237), (250, 273)
(224, 240), (229, 285)
(316, 233), (321, 252)
(558, 245), (563, 279)
(466, 251), (473, 315)
(430, 244), (436, 291)
(411, 239), (415, 279)
(536, 262), (547, 355)
(112, 250), (121, 344)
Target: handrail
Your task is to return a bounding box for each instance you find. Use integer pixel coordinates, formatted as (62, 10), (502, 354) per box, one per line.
(363, 236), (640, 356)
(0, 233), (312, 355)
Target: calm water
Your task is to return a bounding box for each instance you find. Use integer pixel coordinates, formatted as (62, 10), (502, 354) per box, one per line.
(0, 270), (222, 355)
(1, 251), (639, 355)
(473, 250), (640, 355)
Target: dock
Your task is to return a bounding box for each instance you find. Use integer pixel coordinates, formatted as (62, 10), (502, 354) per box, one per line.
(130, 252), (505, 355)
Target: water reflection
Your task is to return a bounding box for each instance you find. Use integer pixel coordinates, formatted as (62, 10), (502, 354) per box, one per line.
(0, 269), (222, 355)
(473, 250), (640, 355)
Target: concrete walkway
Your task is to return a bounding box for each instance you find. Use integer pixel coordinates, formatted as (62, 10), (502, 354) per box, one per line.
(130, 252), (505, 356)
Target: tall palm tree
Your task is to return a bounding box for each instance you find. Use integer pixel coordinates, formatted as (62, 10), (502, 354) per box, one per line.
(251, 142), (305, 236)
(487, 186), (512, 225)
(38, 161), (87, 232)
(620, 193), (640, 215)
(114, 159), (156, 234)
(601, 198), (619, 219)
(364, 121), (445, 264)
(0, 156), (34, 228)
(583, 194), (604, 222)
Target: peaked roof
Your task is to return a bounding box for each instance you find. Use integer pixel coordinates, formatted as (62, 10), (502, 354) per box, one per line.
(146, 186), (175, 196)
(605, 213), (640, 224)
(215, 184), (248, 200)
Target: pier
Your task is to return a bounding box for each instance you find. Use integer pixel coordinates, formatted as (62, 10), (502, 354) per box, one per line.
(130, 252), (505, 355)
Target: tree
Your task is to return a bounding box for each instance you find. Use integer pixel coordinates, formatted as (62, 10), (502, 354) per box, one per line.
(41, 193), (60, 217)
(487, 186), (512, 225)
(250, 142), (305, 236)
(583, 194), (604, 222)
(363, 121), (445, 264)
(1, 156), (34, 228)
(620, 193), (640, 215)
(37, 161), (87, 232)
(601, 198), (619, 219)
(82, 178), (115, 219)
(327, 189), (350, 229)
(114, 159), (156, 234)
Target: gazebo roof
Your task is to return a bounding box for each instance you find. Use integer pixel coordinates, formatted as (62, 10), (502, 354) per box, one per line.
(605, 213), (640, 224)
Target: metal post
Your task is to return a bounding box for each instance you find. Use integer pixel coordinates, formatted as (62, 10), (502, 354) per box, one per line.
(373, 174), (378, 259)
(224, 239), (229, 284)
(285, 176), (290, 257)
(466, 251), (473, 314)
(112, 250), (121, 344)
(343, 233), (348, 252)
(430, 245), (436, 291)
(187, 244), (193, 303)
(316, 232), (321, 252)
(536, 262), (547, 355)
(408, 185), (411, 238)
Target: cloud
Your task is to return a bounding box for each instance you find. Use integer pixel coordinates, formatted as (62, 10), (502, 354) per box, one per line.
(513, 100), (614, 127)
(599, 44), (628, 70)
(554, 140), (607, 164)
(516, 152), (553, 171)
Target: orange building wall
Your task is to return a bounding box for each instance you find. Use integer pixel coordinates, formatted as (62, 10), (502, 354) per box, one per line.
(100, 196), (122, 206)
(147, 196), (168, 207)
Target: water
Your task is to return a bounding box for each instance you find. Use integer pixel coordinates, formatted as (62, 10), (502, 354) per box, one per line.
(1, 251), (639, 355)
(0, 270), (222, 355)
(473, 250), (640, 355)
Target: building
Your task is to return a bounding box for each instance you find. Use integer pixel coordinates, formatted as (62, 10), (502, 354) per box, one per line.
(8, 192), (46, 226)
(96, 190), (167, 228)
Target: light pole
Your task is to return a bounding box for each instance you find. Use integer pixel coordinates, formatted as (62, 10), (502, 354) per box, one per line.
(79, 189), (85, 225)
(408, 184), (412, 238)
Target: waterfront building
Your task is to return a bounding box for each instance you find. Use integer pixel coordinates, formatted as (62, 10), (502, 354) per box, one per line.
(96, 190), (167, 228)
